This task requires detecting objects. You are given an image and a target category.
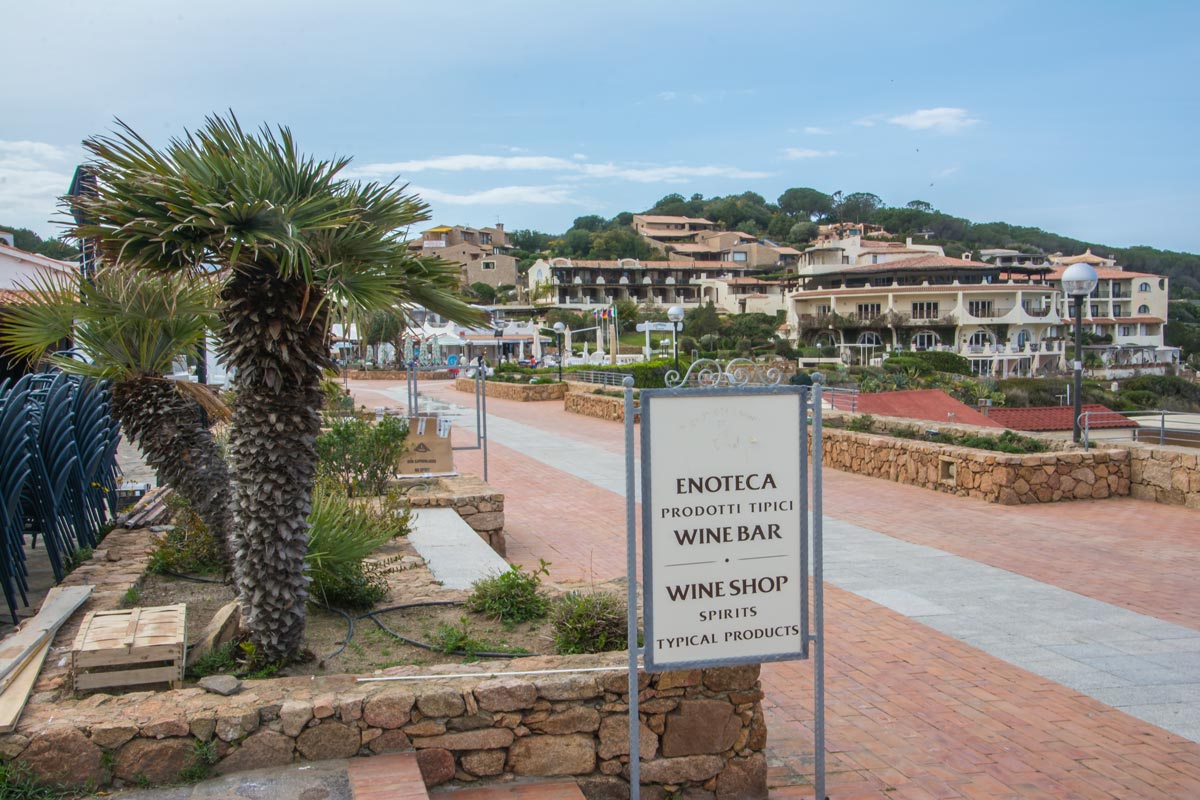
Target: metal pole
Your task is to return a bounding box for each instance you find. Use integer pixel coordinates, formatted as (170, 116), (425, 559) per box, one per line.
(623, 376), (641, 797)
(479, 365), (489, 482)
(558, 333), (564, 383)
(672, 322), (680, 375)
(812, 376), (826, 800)
(1073, 296), (1084, 444)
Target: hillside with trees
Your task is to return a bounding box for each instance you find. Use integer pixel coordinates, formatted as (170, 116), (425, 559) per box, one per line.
(517, 190), (1200, 298)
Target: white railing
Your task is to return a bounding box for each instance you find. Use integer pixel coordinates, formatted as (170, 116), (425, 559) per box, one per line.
(1081, 409), (1200, 450)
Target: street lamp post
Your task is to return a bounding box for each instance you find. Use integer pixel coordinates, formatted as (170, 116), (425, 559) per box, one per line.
(1061, 263), (1099, 443)
(552, 321), (565, 382)
(667, 305), (685, 375)
(494, 325), (503, 363)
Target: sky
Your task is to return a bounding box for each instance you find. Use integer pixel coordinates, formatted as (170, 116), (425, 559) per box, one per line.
(3, 0), (1199, 253)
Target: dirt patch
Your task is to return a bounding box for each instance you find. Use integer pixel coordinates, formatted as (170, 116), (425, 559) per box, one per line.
(134, 571), (557, 681)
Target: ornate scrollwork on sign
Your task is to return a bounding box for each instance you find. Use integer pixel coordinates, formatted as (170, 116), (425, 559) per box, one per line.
(664, 358), (784, 388)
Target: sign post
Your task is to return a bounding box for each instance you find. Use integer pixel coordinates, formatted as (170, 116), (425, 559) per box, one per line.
(623, 367), (826, 798)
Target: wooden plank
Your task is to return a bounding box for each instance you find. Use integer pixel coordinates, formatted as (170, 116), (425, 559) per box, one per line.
(0, 586), (92, 694)
(75, 665), (178, 691)
(75, 647), (182, 668)
(0, 638), (51, 734)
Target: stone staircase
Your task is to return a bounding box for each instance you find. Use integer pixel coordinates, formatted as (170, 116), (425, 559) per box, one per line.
(348, 753), (586, 800)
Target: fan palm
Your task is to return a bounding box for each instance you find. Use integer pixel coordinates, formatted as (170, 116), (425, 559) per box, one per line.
(70, 114), (485, 662)
(0, 269), (234, 566)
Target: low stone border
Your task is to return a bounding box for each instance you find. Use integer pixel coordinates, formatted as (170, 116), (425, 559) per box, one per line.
(453, 378), (566, 402)
(819, 426), (1129, 504)
(564, 391), (634, 423)
(1121, 444), (1200, 508)
(396, 475), (506, 555)
(347, 370), (455, 381)
(2, 528), (765, 798)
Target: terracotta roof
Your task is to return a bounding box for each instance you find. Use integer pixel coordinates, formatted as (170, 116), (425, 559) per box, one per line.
(1046, 265), (1160, 280)
(0, 288), (36, 305)
(985, 404), (1137, 432)
(1082, 316), (1165, 325)
(723, 277), (777, 286)
(842, 254), (995, 273)
(549, 259), (743, 269)
(841, 389), (1003, 428)
(667, 243), (720, 253)
(1054, 248), (1113, 265)
(773, 246), (803, 255)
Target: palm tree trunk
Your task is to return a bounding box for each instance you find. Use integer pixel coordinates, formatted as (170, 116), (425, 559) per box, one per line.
(110, 378), (234, 568)
(222, 269), (331, 663)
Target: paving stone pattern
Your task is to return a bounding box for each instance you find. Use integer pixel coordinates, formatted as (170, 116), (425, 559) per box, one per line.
(349, 379), (1200, 798)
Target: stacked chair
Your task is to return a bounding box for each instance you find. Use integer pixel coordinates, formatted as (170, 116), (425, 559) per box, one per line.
(0, 372), (122, 624)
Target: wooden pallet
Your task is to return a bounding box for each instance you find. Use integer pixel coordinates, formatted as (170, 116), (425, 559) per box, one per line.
(72, 604), (186, 692)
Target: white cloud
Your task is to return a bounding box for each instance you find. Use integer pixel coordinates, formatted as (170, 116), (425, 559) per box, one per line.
(888, 107), (980, 133)
(657, 91), (680, 102)
(853, 116), (881, 127)
(782, 148), (838, 160)
(803, 126), (833, 135)
(350, 153), (769, 184)
(934, 164), (961, 178)
(410, 184), (580, 206)
(572, 153), (588, 160)
(0, 140), (77, 237)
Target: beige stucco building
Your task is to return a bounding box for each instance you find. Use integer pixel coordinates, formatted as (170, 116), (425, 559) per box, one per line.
(407, 224), (518, 290)
(526, 257), (762, 308)
(787, 250), (1067, 377)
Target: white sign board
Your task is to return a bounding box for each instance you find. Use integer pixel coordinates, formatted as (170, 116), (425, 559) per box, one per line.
(642, 392), (805, 669)
(637, 321), (676, 332)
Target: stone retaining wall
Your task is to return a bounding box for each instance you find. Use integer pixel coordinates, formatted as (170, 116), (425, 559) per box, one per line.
(1122, 445), (1200, 509)
(564, 391), (633, 423)
(7, 655), (765, 799)
(453, 378), (566, 402)
(820, 427), (1130, 504)
(347, 370), (455, 381)
(394, 475), (506, 555)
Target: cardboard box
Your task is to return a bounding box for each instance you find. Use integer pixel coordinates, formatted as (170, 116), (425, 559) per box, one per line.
(396, 415), (456, 477)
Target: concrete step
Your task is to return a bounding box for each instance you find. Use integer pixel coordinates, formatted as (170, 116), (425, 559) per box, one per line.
(349, 752), (429, 800)
(408, 507), (510, 589)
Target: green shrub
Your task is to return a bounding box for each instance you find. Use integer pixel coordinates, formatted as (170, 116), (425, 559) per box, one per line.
(186, 640), (240, 679)
(788, 372), (813, 386)
(903, 350), (971, 375)
(1118, 389), (1160, 409)
(305, 487), (410, 609)
(551, 591), (628, 654)
(1123, 375), (1200, 408)
(882, 355), (934, 376)
(466, 560), (551, 624)
(845, 414), (875, 433)
(316, 416), (409, 496)
(148, 498), (224, 575)
(431, 617), (488, 656)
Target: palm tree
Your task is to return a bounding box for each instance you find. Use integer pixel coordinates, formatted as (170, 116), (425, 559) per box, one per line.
(0, 269), (235, 566)
(71, 114), (485, 662)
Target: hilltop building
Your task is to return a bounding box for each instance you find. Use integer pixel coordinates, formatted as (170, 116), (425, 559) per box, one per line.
(1039, 250), (1176, 369)
(526, 257), (766, 308)
(406, 224), (519, 291)
(786, 245), (1066, 376)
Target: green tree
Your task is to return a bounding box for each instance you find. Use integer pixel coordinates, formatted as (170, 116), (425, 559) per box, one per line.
(787, 221), (818, 244)
(684, 301), (721, 338)
(72, 114), (484, 663)
(571, 215), (607, 232)
(836, 192), (883, 222)
(0, 268), (235, 567)
(777, 188), (834, 220)
(906, 200), (934, 212)
(469, 282), (497, 304)
(0, 224), (81, 260)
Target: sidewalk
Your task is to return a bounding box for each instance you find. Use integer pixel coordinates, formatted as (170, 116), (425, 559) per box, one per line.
(353, 378), (1200, 797)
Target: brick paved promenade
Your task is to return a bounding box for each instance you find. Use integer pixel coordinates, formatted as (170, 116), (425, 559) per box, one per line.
(350, 379), (1200, 798)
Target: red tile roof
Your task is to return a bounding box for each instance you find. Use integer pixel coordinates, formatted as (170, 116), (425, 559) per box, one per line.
(985, 404), (1137, 432)
(0, 289), (35, 305)
(837, 389), (1003, 427)
(1046, 265), (1159, 280)
(843, 254), (995, 273)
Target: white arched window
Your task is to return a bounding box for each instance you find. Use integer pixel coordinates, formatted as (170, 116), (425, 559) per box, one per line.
(1139, 282), (1151, 292)
(856, 331), (883, 347)
(968, 330), (995, 348)
(912, 330), (939, 350)
(1138, 304), (1150, 314)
